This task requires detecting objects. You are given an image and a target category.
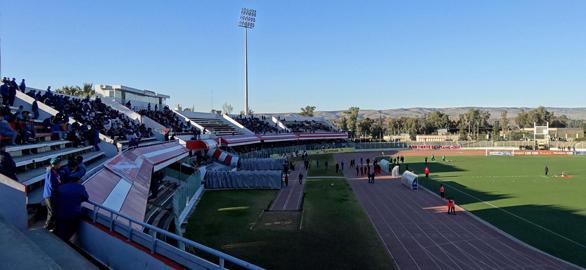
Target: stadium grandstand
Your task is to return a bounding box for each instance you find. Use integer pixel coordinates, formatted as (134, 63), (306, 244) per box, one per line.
(0, 77), (355, 270)
(3, 3), (586, 269)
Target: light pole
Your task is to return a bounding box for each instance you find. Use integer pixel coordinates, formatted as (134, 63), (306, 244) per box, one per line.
(238, 8), (256, 115)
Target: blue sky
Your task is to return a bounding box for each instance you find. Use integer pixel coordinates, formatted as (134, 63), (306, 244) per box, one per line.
(2, 1), (586, 113)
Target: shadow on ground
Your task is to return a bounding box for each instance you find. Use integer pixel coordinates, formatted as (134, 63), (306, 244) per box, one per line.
(471, 204), (586, 268)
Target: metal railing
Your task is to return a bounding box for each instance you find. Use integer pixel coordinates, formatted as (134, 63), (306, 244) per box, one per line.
(83, 200), (264, 270)
(172, 170), (203, 221)
(236, 142), (406, 158)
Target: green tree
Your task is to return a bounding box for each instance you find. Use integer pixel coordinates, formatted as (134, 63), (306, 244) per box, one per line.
(222, 102), (234, 115)
(500, 111), (509, 139)
(57, 85), (81, 96)
(299, 105), (316, 117)
(424, 112), (450, 134)
(336, 116), (348, 131)
(357, 117), (374, 138)
(370, 122), (385, 140)
(343, 107), (360, 138)
(57, 83), (94, 98)
(80, 83), (95, 98)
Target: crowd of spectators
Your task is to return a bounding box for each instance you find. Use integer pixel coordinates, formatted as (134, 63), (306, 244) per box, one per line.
(27, 89), (153, 145)
(1, 77), (26, 107)
(233, 114), (280, 134)
(138, 106), (192, 133)
(281, 119), (335, 133)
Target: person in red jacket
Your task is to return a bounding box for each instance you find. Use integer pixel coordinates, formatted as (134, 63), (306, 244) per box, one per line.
(424, 167), (430, 178)
(447, 198), (456, 215)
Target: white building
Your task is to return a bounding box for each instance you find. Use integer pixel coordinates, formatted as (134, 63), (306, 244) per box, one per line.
(95, 84), (170, 110)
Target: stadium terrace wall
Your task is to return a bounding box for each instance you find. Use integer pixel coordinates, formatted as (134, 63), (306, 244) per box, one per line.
(215, 132), (349, 147)
(0, 175), (27, 231)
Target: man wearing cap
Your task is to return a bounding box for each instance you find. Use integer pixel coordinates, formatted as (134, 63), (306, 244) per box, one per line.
(43, 156), (62, 230)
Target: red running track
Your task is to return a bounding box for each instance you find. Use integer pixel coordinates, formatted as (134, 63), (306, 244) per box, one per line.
(270, 161), (306, 211)
(335, 152), (579, 270)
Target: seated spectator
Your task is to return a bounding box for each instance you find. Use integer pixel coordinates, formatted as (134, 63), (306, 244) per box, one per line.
(137, 106), (190, 134)
(14, 105), (24, 120)
(0, 142), (17, 180)
(26, 90), (150, 145)
(233, 114), (280, 134)
(72, 156), (86, 179)
(282, 119), (334, 133)
(0, 112), (17, 145)
(127, 131), (140, 148)
(59, 157), (78, 182)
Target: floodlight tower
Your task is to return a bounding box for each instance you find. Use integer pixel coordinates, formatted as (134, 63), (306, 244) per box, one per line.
(238, 8), (256, 115)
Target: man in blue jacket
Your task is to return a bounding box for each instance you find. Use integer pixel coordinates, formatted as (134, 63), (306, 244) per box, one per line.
(19, 79), (26, 92)
(0, 79), (8, 106)
(8, 78), (17, 106)
(54, 174), (89, 241)
(43, 157), (62, 230)
(32, 98), (40, 119)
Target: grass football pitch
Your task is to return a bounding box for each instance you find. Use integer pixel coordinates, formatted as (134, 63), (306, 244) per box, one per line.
(183, 178), (395, 270)
(410, 155), (586, 267)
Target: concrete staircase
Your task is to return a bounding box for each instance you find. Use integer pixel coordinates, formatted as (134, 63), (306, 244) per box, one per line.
(0, 218), (99, 270)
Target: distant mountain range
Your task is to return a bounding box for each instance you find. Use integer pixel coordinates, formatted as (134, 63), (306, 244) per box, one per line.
(302, 107), (586, 121)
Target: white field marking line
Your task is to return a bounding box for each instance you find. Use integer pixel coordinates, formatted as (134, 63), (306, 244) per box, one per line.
(352, 181), (422, 270)
(386, 184), (503, 270)
(340, 155), (441, 269)
(346, 181), (401, 270)
(306, 176), (346, 179)
(376, 183), (482, 270)
(275, 162), (300, 210)
(395, 184), (528, 269)
(419, 184), (585, 270)
(374, 191), (462, 270)
(283, 180), (300, 210)
(409, 183), (540, 268)
(283, 163), (305, 210)
(270, 185), (288, 211)
(444, 183), (586, 250)
(366, 182), (456, 270)
(372, 184), (461, 269)
(445, 197), (558, 268)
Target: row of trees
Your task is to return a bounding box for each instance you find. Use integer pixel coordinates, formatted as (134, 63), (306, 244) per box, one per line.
(332, 106), (581, 140)
(56, 83), (95, 98)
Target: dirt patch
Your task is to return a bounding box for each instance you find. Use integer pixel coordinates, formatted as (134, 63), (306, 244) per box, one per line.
(254, 211), (301, 231)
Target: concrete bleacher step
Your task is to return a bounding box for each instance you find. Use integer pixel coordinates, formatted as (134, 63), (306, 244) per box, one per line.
(0, 218), (61, 270)
(14, 146), (94, 168)
(19, 150), (106, 186)
(7, 140), (71, 158)
(26, 229), (99, 270)
(24, 152), (108, 205)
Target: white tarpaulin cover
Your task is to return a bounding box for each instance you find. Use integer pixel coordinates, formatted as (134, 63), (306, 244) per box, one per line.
(401, 171), (418, 190)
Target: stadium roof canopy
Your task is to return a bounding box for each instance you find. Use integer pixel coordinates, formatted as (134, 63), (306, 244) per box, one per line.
(83, 142), (188, 222)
